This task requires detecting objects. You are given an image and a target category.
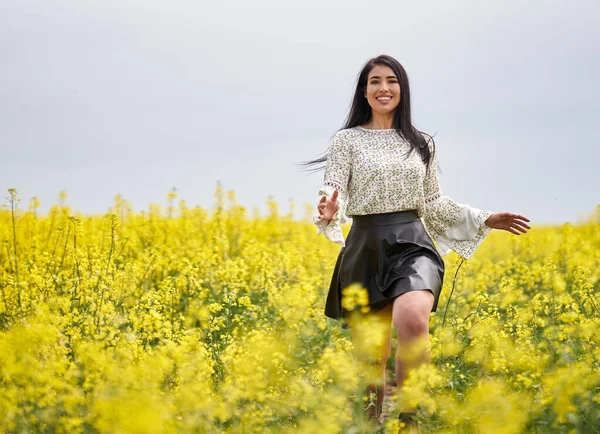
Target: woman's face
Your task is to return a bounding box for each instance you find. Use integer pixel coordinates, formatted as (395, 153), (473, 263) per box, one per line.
(364, 64), (401, 115)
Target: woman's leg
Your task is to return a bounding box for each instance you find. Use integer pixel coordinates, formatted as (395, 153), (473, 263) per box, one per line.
(349, 302), (393, 420)
(391, 289), (435, 413)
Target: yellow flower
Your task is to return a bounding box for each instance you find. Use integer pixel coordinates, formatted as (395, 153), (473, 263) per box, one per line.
(341, 283), (370, 312)
(0, 187), (597, 433)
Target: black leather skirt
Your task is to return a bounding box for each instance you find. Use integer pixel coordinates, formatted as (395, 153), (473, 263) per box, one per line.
(324, 209), (445, 321)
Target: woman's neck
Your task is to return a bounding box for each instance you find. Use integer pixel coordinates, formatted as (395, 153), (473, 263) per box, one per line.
(364, 113), (395, 130)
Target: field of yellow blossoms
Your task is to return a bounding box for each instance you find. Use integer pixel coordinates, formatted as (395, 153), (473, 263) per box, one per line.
(1, 185), (599, 434)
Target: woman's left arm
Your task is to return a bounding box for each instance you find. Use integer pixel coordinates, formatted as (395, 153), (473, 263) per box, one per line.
(421, 135), (530, 260)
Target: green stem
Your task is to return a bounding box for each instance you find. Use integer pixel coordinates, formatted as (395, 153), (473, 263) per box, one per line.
(588, 294), (600, 316)
(0, 246), (7, 312)
(9, 192), (21, 310)
(96, 217), (116, 330)
(442, 258), (465, 329)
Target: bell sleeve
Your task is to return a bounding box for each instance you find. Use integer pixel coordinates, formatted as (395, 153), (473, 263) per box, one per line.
(421, 136), (493, 260)
(313, 132), (351, 246)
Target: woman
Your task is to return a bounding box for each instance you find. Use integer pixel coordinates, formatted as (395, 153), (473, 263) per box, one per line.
(303, 55), (530, 430)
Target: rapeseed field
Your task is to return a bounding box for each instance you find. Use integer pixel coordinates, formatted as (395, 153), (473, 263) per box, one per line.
(1, 186), (599, 433)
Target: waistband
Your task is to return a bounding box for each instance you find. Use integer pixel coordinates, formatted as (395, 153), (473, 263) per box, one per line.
(351, 210), (420, 227)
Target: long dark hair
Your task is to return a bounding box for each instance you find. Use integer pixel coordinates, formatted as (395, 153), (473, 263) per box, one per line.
(299, 54), (437, 176)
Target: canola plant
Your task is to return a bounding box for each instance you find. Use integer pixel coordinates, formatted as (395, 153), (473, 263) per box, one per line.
(0, 186), (598, 433)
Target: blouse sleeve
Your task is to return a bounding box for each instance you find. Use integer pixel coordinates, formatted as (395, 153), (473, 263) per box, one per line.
(421, 136), (493, 260)
(313, 132), (351, 246)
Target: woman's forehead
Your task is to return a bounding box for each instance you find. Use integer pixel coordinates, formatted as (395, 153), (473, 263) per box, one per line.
(368, 64), (396, 78)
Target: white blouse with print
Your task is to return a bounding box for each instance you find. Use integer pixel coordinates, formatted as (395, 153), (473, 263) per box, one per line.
(313, 126), (493, 260)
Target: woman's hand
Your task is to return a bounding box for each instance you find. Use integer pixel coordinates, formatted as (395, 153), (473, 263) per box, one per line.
(317, 188), (340, 221)
(485, 212), (531, 235)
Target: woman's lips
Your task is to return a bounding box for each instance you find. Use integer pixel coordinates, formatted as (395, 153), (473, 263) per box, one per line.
(376, 96), (392, 105)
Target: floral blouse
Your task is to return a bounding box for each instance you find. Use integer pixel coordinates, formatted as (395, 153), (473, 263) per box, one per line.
(313, 126), (493, 260)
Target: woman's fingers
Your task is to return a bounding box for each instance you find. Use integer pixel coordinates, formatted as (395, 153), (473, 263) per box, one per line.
(515, 219), (531, 229)
(500, 213), (531, 235)
(511, 223), (528, 233)
(316, 190), (340, 221)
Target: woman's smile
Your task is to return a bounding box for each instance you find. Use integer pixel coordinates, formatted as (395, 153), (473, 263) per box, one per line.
(376, 96), (393, 105)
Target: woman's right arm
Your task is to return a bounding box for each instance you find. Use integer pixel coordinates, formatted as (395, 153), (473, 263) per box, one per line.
(313, 131), (351, 246)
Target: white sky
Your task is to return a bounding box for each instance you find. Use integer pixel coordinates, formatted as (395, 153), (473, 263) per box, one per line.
(1, 0), (599, 224)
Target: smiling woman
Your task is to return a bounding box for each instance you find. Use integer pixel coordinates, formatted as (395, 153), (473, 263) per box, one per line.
(298, 54), (531, 430)
(363, 65), (402, 116)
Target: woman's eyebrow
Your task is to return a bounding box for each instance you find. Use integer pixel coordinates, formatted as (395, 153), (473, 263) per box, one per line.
(369, 75), (398, 80)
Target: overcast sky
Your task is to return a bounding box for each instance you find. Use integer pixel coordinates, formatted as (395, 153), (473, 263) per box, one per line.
(1, 0), (598, 224)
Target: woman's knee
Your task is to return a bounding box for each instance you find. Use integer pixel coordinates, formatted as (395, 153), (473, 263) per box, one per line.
(392, 291), (433, 338)
(395, 310), (428, 338)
